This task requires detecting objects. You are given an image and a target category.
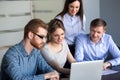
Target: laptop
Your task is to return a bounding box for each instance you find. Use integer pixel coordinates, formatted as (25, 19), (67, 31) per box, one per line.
(70, 60), (103, 80)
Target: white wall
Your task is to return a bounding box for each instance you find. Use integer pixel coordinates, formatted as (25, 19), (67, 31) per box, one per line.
(0, 1), (32, 65)
(32, 0), (64, 23)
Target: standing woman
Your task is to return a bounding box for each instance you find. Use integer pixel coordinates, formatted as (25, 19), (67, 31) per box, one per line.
(41, 19), (75, 74)
(56, 0), (85, 56)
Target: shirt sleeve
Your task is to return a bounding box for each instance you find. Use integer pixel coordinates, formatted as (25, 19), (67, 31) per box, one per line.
(82, 14), (86, 31)
(107, 35), (120, 66)
(55, 15), (62, 20)
(37, 52), (53, 73)
(75, 34), (84, 62)
(1, 47), (52, 80)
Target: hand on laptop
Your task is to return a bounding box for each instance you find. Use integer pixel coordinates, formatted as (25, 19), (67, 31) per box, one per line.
(103, 62), (112, 70)
(45, 71), (59, 80)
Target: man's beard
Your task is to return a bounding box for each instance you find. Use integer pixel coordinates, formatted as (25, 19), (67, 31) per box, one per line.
(31, 42), (43, 50)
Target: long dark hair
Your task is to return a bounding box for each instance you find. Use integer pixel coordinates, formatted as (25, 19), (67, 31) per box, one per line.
(56, 0), (84, 21)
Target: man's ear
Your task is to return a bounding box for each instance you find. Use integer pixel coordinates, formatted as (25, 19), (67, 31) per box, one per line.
(104, 30), (106, 33)
(103, 27), (106, 33)
(28, 31), (34, 39)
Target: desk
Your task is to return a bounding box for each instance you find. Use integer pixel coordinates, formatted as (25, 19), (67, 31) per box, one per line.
(61, 65), (120, 80)
(102, 65), (120, 80)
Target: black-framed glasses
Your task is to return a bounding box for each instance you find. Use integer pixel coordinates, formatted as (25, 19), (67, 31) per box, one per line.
(32, 32), (46, 40)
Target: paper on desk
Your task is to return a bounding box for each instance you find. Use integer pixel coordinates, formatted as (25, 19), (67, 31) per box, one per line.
(102, 69), (118, 75)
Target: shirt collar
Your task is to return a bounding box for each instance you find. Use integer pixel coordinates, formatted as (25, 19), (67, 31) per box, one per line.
(18, 40), (36, 57)
(87, 34), (105, 45)
(66, 13), (76, 18)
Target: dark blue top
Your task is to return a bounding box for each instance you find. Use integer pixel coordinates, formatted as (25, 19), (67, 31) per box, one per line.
(1, 41), (53, 80)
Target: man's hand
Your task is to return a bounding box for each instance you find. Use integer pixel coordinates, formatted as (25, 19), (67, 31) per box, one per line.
(45, 71), (59, 80)
(103, 62), (111, 70)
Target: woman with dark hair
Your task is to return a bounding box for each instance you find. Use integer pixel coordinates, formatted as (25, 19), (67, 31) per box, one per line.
(56, 0), (86, 57)
(41, 19), (76, 75)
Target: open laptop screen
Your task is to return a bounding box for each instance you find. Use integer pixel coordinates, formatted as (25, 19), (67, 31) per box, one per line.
(70, 60), (103, 80)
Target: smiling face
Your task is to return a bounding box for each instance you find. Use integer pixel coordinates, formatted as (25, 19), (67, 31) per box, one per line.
(51, 28), (65, 44)
(68, 0), (80, 16)
(90, 26), (105, 43)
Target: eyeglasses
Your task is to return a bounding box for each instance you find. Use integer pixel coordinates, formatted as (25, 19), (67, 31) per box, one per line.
(32, 32), (47, 40)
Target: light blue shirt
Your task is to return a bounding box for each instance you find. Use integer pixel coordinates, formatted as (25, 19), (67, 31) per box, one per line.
(1, 41), (53, 80)
(75, 33), (120, 66)
(56, 13), (86, 45)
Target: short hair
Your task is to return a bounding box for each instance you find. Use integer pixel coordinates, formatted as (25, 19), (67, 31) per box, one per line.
(90, 18), (107, 30)
(24, 18), (47, 39)
(47, 19), (65, 42)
